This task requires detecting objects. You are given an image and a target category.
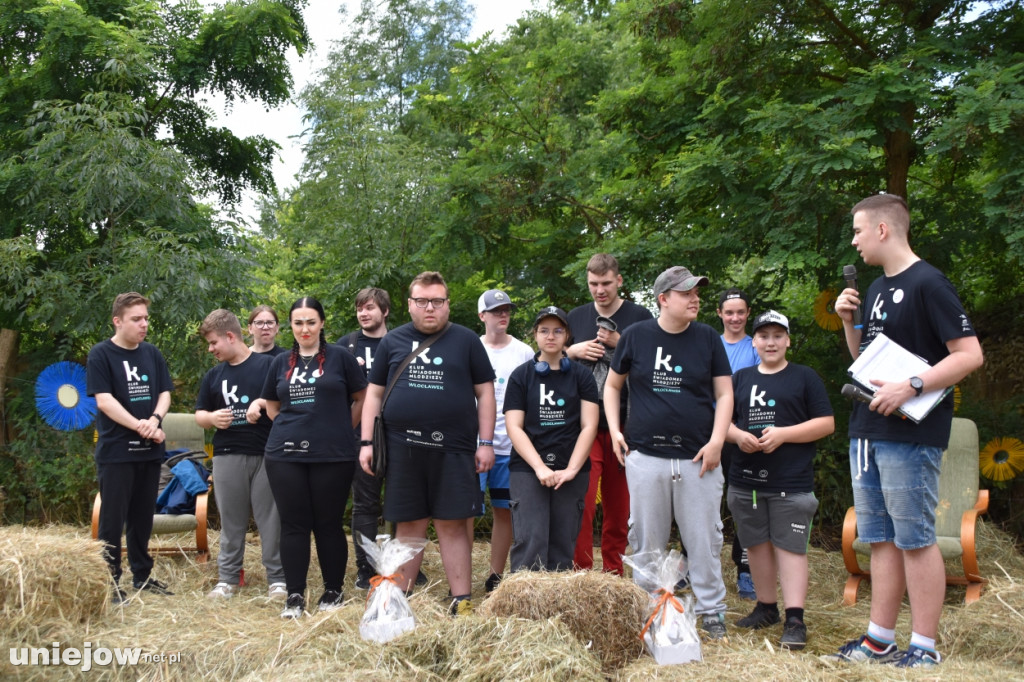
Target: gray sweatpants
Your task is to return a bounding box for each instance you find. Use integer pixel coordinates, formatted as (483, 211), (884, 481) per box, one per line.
(626, 450), (726, 616)
(212, 455), (284, 584)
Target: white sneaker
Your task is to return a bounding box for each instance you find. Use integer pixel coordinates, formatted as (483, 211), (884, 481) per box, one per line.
(268, 582), (288, 601)
(206, 582), (236, 599)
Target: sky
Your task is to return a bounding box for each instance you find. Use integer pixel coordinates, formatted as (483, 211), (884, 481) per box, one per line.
(210, 0), (540, 221)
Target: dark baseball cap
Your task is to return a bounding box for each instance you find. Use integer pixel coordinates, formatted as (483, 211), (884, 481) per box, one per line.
(532, 305), (570, 329)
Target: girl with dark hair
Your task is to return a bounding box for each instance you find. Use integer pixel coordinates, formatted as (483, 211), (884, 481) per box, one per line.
(261, 297), (367, 618)
(504, 306), (599, 571)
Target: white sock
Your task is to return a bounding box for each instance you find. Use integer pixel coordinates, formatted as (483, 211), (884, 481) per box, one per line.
(910, 632), (937, 651)
(867, 621), (896, 644)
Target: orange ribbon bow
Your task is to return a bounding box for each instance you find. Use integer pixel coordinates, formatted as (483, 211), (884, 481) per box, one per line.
(640, 587), (685, 640)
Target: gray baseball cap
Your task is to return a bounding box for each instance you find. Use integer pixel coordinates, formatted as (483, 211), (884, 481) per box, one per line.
(653, 266), (709, 297)
(478, 289), (516, 313)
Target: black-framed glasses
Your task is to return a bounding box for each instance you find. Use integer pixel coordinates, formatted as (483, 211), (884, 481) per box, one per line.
(411, 297), (448, 308)
(252, 320), (278, 328)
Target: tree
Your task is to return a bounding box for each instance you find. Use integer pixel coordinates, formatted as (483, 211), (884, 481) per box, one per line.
(273, 0), (474, 330)
(0, 0), (310, 520)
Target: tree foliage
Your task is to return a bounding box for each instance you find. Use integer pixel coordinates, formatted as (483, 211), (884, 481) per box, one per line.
(0, 0), (310, 521)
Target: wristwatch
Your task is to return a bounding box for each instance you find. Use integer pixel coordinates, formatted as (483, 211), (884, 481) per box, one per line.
(909, 376), (924, 397)
(359, 439), (373, 447)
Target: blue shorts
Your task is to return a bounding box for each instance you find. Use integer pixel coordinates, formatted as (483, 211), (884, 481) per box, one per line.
(479, 454), (511, 510)
(849, 439), (943, 550)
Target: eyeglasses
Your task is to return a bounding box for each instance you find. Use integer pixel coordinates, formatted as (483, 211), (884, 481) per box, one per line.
(252, 320), (277, 329)
(411, 298), (448, 309)
(537, 328), (566, 337)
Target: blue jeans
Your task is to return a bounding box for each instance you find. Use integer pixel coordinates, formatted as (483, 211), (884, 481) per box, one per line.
(849, 439), (943, 550)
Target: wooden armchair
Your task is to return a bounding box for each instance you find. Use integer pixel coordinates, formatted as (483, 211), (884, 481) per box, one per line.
(91, 413), (211, 562)
(842, 417), (988, 605)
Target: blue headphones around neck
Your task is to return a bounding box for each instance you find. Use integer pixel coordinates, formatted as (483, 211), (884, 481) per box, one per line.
(534, 350), (571, 376)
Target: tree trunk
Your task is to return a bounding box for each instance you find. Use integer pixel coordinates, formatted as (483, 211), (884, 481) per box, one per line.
(884, 101), (916, 199)
(0, 327), (21, 447)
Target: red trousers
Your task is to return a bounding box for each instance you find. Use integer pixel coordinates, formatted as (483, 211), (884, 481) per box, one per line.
(573, 429), (629, 575)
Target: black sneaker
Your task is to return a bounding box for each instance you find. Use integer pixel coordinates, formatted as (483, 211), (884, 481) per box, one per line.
(780, 617), (807, 650)
(354, 568), (373, 591)
(736, 602), (780, 630)
(415, 570), (428, 586)
(485, 572), (502, 593)
(132, 577), (173, 595)
(111, 585), (128, 604)
(281, 593), (305, 619)
(317, 589), (343, 612)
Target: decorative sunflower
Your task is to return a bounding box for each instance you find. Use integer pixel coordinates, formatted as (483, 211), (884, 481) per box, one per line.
(35, 361), (97, 431)
(979, 437), (1024, 482)
(813, 289), (843, 331)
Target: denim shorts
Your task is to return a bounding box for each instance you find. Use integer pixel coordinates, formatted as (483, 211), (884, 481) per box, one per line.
(849, 439), (943, 550)
(479, 454), (511, 510)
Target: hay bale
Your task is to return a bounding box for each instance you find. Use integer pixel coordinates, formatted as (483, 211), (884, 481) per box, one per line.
(477, 570), (648, 670)
(0, 525), (109, 627)
(384, 616), (605, 681)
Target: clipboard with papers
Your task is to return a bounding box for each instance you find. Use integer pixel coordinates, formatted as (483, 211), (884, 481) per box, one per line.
(847, 332), (951, 424)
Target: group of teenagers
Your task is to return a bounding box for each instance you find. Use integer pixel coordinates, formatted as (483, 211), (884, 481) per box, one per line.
(87, 193), (983, 668)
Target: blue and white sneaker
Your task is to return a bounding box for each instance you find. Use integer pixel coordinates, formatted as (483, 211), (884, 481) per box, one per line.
(892, 644), (941, 668)
(824, 635), (901, 664)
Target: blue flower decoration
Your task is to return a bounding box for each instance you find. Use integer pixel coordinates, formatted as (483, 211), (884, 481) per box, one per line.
(35, 362), (96, 431)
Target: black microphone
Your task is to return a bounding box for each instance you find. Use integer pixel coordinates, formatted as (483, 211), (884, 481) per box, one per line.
(842, 264), (862, 328)
(841, 383), (873, 404)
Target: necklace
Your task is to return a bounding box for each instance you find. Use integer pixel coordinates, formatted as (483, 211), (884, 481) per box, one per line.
(298, 352), (316, 372)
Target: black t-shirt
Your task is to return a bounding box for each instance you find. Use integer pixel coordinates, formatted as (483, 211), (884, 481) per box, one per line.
(195, 352), (274, 456)
(86, 339), (174, 464)
(730, 363), (833, 492)
(566, 299), (652, 428)
(337, 330), (383, 379)
(260, 344), (367, 462)
(368, 322), (495, 452)
(255, 344), (288, 357)
(611, 319), (732, 458)
(848, 260), (977, 448)
(503, 360), (599, 472)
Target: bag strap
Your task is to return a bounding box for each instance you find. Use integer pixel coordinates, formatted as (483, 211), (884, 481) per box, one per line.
(379, 322), (451, 413)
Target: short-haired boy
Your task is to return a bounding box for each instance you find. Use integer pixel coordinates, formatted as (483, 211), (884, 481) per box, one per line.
(727, 311), (835, 650)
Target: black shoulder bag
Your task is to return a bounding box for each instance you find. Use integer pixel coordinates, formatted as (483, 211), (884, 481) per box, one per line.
(371, 323), (451, 477)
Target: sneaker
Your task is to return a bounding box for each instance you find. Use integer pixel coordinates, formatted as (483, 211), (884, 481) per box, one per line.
(268, 583), (288, 601)
(780, 617), (807, 650)
(206, 582), (236, 599)
(415, 570), (428, 586)
(449, 596), (473, 617)
(485, 572), (502, 593)
(736, 571), (756, 600)
(701, 613), (728, 640)
(111, 585), (128, 605)
(892, 644), (941, 668)
(674, 574), (690, 592)
(354, 567), (373, 591)
(736, 602), (780, 630)
(826, 635), (900, 664)
(317, 589), (343, 612)
(132, 577), (173, 595)
(280, 593), (305, 619)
